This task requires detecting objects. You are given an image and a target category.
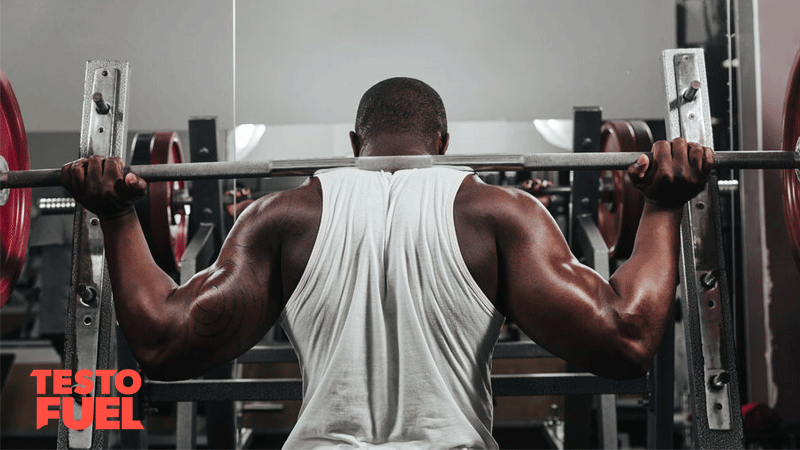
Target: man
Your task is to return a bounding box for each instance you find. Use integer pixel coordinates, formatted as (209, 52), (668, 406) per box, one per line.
(62, 77), (713, 448)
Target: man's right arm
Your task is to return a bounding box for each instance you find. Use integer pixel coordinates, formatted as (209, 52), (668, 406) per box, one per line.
(497, 138), (713, 379)
(61, 156), (286, 380)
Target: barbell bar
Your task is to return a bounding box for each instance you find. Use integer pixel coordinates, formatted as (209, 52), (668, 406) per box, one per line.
(29, 182), (743, 216)
(1, 151), (798, 190)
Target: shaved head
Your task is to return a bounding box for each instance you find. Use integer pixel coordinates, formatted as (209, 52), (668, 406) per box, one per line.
(354, 77), (448, 154)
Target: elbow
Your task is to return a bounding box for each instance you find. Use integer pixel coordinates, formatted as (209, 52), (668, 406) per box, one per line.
(126, 325), (187, 381)
(616, 347), (652, 379)
(133, 335), (209, 381)
(599, 339), (653, 380)
(134, 346), (178, 381)
(601, 309), (660, 379)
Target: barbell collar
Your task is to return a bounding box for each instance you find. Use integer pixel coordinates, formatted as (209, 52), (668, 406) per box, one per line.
(1, 151), (798, 189)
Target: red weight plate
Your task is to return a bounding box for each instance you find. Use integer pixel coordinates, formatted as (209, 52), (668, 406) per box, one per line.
(147, 132), (188, 273)
(781, 48), (800, 270)
(598, 120), (650, 259)
(0, 69), (31, 307)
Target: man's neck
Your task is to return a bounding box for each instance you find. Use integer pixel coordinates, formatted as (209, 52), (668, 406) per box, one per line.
(359, 133), (432, 157)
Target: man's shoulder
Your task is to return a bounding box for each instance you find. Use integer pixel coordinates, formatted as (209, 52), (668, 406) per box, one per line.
(457, 175), (541, 214)
(238, 177), (322, 230)
(454, 174), (554, 242)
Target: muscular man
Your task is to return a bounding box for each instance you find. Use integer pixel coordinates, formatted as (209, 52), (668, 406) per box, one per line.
(62, 77), (713, 448)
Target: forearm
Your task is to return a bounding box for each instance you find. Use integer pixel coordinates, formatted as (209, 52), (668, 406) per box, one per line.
(100, 211), (183, 369)
(608, 202), (683, 358)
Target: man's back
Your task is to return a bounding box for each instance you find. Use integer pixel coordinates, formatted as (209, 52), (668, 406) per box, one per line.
(278, 168), (504, 448)
(275, 170), (520, 311)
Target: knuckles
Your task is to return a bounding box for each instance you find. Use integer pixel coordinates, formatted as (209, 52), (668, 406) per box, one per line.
(634, 139), (713, 207)
(60, 156), (139, 218)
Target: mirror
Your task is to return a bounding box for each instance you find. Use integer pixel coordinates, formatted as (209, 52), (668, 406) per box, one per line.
(233, 0), (676, 161)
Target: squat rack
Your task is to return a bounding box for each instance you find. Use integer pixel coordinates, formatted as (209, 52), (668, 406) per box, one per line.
(57, 48), (743, 449)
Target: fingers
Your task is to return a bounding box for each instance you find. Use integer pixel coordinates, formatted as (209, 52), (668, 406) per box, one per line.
(104, 157), (146, 200)
(632, 138), (714, 208)
(688, 142), (704, 172)
(521, 178), (552, 193)
(57, 156), (144, 219)
(671, 137), (689, 168)
(61, 160), (84, 193)
(675, 139), (714, 180)
(627, 153), (650, 180)
(703, 146), (715, 173)
(125, 172), (148, 195)
(87, 155), (104, 184)
(652, 139), (672, 171)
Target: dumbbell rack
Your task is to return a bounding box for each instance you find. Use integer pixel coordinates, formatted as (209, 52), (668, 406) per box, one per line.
(59, 48), (743, 449)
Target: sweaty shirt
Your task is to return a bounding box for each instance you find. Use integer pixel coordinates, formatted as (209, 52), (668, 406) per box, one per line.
(280, 167), (506, 449)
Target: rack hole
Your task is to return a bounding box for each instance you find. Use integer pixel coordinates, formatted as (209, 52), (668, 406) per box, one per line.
(83, 316), (92, 326)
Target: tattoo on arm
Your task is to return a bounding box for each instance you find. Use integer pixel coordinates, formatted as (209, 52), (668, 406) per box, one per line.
(185, 242), (275, 353)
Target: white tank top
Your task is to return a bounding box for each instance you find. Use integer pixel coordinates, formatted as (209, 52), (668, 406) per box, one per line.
(280, 167), (505, 449)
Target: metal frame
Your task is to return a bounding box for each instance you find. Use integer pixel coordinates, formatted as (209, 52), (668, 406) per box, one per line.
(735, 0), (767, 408)
(663, 48), (744, 448)
(144, 375), (647, 403)
(187, 117), (227, 254)
(564, 107), (607, 449)
(59, 60), (130, 450)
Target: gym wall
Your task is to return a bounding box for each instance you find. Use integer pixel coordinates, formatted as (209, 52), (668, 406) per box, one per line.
(1, 0), (674, 159)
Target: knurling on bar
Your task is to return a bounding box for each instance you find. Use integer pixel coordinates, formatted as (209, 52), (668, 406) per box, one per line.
(1, 151), (799, 189)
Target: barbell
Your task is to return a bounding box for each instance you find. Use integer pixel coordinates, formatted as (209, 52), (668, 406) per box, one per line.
(2, 150), (798, 190)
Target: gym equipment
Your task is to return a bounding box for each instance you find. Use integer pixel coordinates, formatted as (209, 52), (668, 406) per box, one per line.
(1, 150), (798, 190)
(130, 132), (189, 272)
(1, 47), (796, 447)
(782, 48), (800, 268)
(663, 48), (742, 448)
(0, 69), (31, 308)
(598, 120), (650, 258)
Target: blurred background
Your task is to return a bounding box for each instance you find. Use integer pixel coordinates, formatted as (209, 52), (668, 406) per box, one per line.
(1, 1), (799, 448)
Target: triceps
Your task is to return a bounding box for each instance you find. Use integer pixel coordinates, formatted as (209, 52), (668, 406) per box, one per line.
(182, 242), (276, 360)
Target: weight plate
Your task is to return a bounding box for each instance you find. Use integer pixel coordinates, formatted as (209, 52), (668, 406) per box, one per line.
(0, 69), (31, 307)
(130, 132), (188, 273)
(130, 134), (154, 245)
(598, 120), (651, 259)
(781, 48), (800, 270)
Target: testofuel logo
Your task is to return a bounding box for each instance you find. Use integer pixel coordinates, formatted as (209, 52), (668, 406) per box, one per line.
(31, 369), (144, 430)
